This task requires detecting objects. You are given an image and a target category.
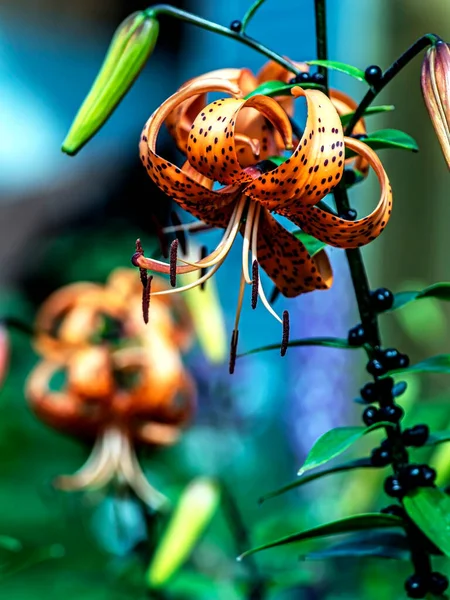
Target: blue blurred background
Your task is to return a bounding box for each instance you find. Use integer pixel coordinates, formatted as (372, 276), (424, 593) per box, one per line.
(0, 0), (450, 598)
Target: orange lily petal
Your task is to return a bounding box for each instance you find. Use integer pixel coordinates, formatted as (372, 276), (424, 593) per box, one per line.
(330, 88), (368, 175)
(284, 136), (392, 248)
(140, 78), (244, 227)
(185, 95), (292, 185)
(245, 87), (344, 209)
(257, 59), (308, 117)
(256, 210), (332, 297)
(165, 68), (257, 153)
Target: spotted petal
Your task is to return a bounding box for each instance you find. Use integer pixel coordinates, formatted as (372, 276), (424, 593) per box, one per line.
(185, 95), (292, 185)
(283, 137), (392, 248)
(330, 88), (368, 175)
(140, 78), (244, 228)
(244, 87), (344, 209)
(256, 210), (332, 297)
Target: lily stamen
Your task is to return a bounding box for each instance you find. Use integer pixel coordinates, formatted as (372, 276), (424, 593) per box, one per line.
(229, 329), (239, 375)
(251, 260), (259, 310)
(169, 239), (179, 287)
(242, 200), (257, 285)
(142, 275), (152, 324)
(281, 310), (290, 357)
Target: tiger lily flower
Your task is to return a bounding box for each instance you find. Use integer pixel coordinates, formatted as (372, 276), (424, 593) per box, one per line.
(135, 78), (392, 368)
(27, 271), (196, 508)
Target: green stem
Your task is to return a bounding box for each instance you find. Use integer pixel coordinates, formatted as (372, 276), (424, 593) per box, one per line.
(145, 4), (301, 76)
(345, 33), (440, 135)
(241, 0), (267, 34)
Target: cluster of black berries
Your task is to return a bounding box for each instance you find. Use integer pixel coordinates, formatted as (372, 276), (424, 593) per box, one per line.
(384, 464), (436, 498)
(348, 288), (396, 347)
(404, 572), (449, 598)
(288, 72), (325, 85)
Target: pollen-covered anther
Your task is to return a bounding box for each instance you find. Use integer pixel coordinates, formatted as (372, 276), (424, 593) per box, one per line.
(169, 239), (179, 287)
(281, 310), (290, 357)
(251, 260), (259, 309)
(229, 329), (239, 375)
(142, 275), (153, 324)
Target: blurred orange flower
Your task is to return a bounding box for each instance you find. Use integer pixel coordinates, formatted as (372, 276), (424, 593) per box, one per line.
(27, 269), (196, 508)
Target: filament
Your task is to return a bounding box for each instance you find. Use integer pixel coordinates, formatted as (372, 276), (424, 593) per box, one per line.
(242, 201), (257, 284)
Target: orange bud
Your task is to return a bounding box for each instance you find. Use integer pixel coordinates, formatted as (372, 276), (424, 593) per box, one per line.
(421, 40), (450, 168)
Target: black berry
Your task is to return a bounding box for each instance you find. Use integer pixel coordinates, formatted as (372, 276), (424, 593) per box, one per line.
(402, 425), (429, 447)
(421, 465), (437, 486)
(378, 347), (402, 370)
(343, 169), (357, 186)
(384, 475), (404, 498)
(371, 446), (392, 466)
(405, 574), (428, 598)
(362, 405), (379, 426)
(397, 353), (410, 369)
(360, 382), (377, 402)
(366, 358), (387, 377)
(339, 207), (358, 220)
(381, 504), (405, 518)
(365, 65), (383, 87)
(402, 464), (436, 488)
(348, 324), (365, 346)
(291, 71), (311, 84)
(311, 72), (325, 83)
(379, 404), (404, 423)
(370, 288), (394, 312)
(429, 572), (449, 595)
(230, 20), (242, 32)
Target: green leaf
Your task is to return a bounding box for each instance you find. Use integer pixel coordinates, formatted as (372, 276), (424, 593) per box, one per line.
(259, 458), (372, 504)
(244, 79), (321, 99)
(345, 129), (419, 157)
(303, 531), (410, 561)
(385, 354), (450, 377)
(147, 478), (220, 588)
(404, 488), (450, 557)
(427, 431), (450, 446)
(339, 105), (395, 127)
(62, 12), (159, 155)
(298, 423), (392, 475)
(306, 60), (366, 82)
(238, 337), (359, 358)
(292, 231), (327, 257)
(390, 283), (450, 311)
(238, 513), (403, 560)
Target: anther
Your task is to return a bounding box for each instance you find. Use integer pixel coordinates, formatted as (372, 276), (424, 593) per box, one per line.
(251, 260), (259, 309)
(134, 239), (148, 288)
(200, 245), (207, 290)
(142, 275), (153, 324)
(229, 329), (239, 374)
(170, 211), (187, 255)
(169, 239), (179, 287)
(281, 310), (290, 356)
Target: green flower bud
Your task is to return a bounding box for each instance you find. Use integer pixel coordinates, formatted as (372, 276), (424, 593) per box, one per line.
(62, 12), (159, 155)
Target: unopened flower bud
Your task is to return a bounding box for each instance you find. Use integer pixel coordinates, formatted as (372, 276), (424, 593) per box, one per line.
(421, 40), (450, 168)
(62, 12), (159, 155)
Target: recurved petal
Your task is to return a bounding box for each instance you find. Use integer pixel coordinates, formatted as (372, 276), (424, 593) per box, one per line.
(245, 87), (344, 209)
(330, 89), (368, 175)
(165, 68), (257, 153)
(283, 136), (392, 248)
(185, 94), (292, 185)
(256, 58), (307, 84)
(256, 210), (332, 297)
(140, 78), (243, 227)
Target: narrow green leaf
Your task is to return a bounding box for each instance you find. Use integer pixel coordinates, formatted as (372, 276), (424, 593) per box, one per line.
(298, 423), (392, 475)
(339, 105), (395, 127)
(385, 354), (450, 377)
(404, 488), (450, 557)
(390, 283), (450, 311)
(306, 59), (366, 82)
(238, 337), (359, 358)
(238, 513), (403, 560)
(346, 129), (418, 157)
(259, 458), (372, 504)
(427, 431), (450, 446)
(304, 531), (409, 561)
(147, 478), (220, 588)
(62, 12), (159, 155)
(244, 80), (321, 99)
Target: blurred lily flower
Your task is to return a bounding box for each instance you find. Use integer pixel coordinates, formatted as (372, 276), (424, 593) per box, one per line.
(27, 269), (196, 508)
(135, 74), (392, 362)
(421, 40), (450, 168)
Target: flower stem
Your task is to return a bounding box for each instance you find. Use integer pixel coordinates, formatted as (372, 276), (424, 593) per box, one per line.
(241, 0), (267, 34)
(145, 4), (302, 76)
(345, 33), (440, 135)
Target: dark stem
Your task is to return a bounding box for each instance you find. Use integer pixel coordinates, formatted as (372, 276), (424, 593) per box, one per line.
(145, 4), (303, 76)
(220, 482), (266, 600)
(345, 33), (440, 135)
(314, 0), (328, 91)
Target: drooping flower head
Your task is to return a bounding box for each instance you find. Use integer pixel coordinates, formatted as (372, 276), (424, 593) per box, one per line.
(134, 62), (392, 367)
(27, 269), (196, 508)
